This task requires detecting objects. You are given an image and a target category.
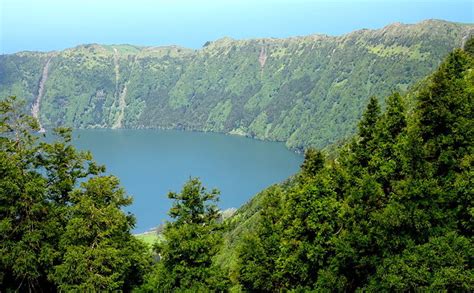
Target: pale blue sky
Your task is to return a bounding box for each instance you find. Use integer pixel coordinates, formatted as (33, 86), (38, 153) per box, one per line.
(1, 0), (472, 54)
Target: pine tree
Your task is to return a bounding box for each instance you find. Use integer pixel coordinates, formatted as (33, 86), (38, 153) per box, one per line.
(358, 97), (381, 151)
(236, 186), (285, 291)
(51, 176), (151, 291)
(0, 96), (151, 291)
(233, 47), (473, 292)
(144, 178), (226, 291)
(371, 92), (407, 192)
(300, 148), (325, 178)
(347, 96), (381, 173)
(379, 92), (406, 143)
(366, 232), (473, 291)
(417, 49), (472, 177)
(0, 96), (58, 290)
(277, 171), (341, 289)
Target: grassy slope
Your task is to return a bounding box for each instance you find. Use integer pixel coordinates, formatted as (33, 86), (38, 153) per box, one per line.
(135, 232), (162, 248)
(213, 44), (474, 281)
(1, 20), (472, 150)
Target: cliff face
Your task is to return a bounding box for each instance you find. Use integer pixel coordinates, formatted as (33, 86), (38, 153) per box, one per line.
(1, 20), (472, 150)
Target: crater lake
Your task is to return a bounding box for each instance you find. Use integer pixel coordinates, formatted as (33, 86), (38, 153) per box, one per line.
(70, 129), (303, 232)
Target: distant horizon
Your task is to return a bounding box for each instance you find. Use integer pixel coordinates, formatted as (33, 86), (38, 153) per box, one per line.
(3, 18), (473, 55)
(1, 0), (472, 54)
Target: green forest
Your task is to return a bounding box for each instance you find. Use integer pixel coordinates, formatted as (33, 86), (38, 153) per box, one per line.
(1, 20), (472, 151)
(1, 40), (473, 291)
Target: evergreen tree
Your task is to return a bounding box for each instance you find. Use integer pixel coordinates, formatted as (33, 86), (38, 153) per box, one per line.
(0, 96), (151, 291)
(356, 96), (381, 167)
(277, 172), (341, 289)
(379, 92), (406, 144)
(344, 96), (381, 177)
(0, 96), (59, 290)
(144, 178), (226, 291)
(236, 186), (285, 291)
(371, 92), (407, 192)
(396, 49), (473, 239)
(367, 232), (473, 291)
(37, 127), (105, 203)
(300, 147), (325, 178)
(417, 49), (472, 177)
(234, 47), (473, 291)
(51, 176), (151, 291)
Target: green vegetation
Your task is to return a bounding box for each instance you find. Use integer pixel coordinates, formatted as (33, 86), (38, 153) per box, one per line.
(140, 179), (228, 291)
(1, 33), (473, 291)
(0, 97), (151, 291)
(1, 20), (472, 150)
(217, 47), (474, 291)
(135, 232), (162, 247)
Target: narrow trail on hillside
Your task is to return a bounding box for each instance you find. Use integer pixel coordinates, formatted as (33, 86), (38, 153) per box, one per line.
(32, 56), (52, 133)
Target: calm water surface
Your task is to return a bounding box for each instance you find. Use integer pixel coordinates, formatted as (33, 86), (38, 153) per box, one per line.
(71, 129), (302, 233)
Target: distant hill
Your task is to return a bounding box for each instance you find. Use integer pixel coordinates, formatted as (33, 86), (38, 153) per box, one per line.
(1, 19), (472, 150)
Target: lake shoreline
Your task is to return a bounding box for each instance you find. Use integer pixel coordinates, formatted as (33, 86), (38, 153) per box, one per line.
(68, 129), (303, 233)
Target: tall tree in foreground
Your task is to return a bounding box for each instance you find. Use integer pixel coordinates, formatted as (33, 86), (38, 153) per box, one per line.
(142, 178), (227, 291)
(236, 186), (285, 291)
(0, 96), (151, 291)
(233, 45), (473, 291)
(352, 96), (381, 170)
(52, 176), (152, 291)
(0, 96), (55, 290)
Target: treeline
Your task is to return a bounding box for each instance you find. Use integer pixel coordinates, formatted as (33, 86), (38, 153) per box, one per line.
(1, 45), (473, 291)
(224, 45), (473, 291)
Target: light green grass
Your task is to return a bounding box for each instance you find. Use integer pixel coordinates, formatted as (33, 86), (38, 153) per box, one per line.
(135, 232), (162, 248)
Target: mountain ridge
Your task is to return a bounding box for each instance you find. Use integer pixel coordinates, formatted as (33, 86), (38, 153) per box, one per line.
(1, 19), (472, 150)
(6, 19), (469, 55)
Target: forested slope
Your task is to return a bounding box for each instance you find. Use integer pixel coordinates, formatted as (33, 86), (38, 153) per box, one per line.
(213, 44), (474, 291)
(1, 20), (472, 150)
(1, 39), (473, 292)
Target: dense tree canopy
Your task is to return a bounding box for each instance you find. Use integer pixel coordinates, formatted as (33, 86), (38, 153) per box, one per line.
(1, 42), (472, 292)
(141, 178), (227, 291)
(1, 20), (470, 151)
(0, 96), (150, 291)
(230, 47), (473, 291)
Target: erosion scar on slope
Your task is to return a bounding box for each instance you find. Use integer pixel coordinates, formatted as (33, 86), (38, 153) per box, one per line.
(112, 84), (127, 129)
(112, 48), (129, 129)
(259, 46), (267, 68)
(113, 48), (120, 91)
(31, 56), (52, 133)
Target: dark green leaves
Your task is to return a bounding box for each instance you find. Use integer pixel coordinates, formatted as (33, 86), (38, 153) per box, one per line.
(231, 48), (474, 291)
(143, 178), (227, 291)
(0, 97), (150, 291)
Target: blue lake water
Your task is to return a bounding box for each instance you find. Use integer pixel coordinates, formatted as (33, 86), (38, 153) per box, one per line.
(71, 129), (303, 233)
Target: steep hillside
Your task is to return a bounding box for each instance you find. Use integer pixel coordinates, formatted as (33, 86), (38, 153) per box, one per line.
(215, 46), (474, 291)
(1, 20), (472, 150)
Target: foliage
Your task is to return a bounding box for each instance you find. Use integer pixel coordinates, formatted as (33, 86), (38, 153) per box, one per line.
(300, 148), (325, 177)
(51, 176), (151, 291)
(366, 232), (473, 291)
(0, 96), (151, 291)
(141, 178), (228, 292)
(226, 47), (474, 291)
(1, 31), (473, 292)
(1, 20), (471, 150)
